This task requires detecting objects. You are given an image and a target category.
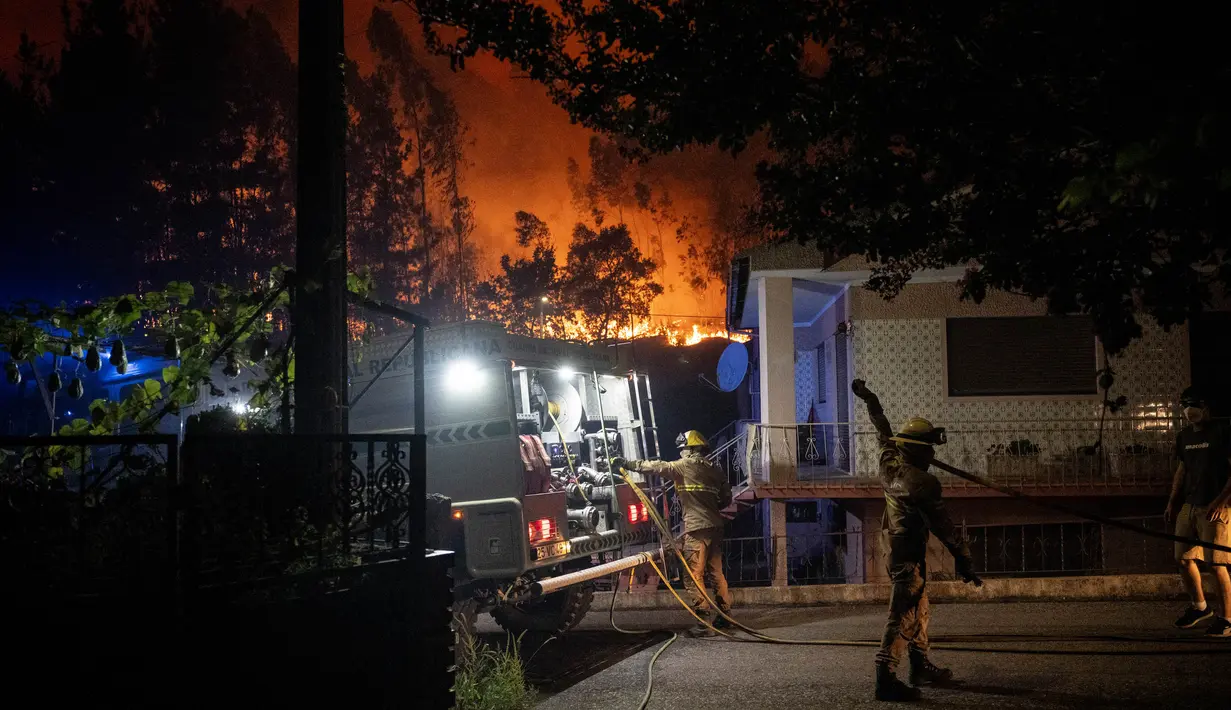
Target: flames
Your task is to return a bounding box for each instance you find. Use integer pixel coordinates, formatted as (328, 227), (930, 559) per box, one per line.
(669, 323), (751, 346)
(557, 319), (749, 346)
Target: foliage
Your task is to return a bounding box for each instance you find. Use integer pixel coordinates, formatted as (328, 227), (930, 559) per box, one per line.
(0, 276), (288, 442)
(474, 214), (662, 341)
(1, 2), (475, 317)
(560, 223), (663, 341)
(402, 0), (1230, 354)
(1, 267), (376, 449)
(473, 212), (559, 337)
(452, 634), (534, 710)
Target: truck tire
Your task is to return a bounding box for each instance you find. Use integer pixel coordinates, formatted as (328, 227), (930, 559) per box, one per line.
(452, 597), (478, 667)
(490, 582), (595, 636)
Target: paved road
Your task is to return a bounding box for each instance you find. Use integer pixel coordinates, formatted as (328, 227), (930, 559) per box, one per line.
(525, 601), (1231, 709)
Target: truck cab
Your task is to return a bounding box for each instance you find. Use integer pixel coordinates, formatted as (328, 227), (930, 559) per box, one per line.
(349, 321), (661, 634)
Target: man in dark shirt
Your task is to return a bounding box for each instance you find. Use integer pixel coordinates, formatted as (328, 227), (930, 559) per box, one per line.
(1166, 387), (1231, 637)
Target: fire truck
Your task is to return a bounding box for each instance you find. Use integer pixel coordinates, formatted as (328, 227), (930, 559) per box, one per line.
(349, 321), (662, 635)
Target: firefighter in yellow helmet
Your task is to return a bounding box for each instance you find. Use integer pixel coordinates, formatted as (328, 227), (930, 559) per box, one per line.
(852, 380), (983, 702)
(612, 430), (732, 636)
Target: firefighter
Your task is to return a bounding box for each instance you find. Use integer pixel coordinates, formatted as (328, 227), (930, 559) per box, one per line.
(612, 431), (732, 636)
(851, 380), (982, 702)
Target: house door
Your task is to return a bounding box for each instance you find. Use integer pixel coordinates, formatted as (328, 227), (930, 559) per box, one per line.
(1189, 312), (1231, 417)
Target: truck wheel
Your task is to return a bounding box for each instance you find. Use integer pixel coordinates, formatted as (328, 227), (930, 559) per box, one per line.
(490, 582), (594, 636)
(452, 597), (478, 667)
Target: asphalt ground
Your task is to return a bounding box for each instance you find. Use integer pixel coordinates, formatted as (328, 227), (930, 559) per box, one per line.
(482, 601), (1231, 709)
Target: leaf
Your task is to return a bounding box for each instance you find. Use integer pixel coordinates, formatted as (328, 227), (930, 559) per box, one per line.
(162, 365), (181, 384)
(1057, 175), (1092, 212)
(143, 379), (161, 399)
(1114, 142), (1150, 173)
(166, 281), (195, 305)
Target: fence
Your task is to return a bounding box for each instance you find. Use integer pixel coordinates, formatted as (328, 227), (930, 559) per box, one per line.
(649, 530), (865, 588)
(964, 516), (1175, 578)
(743, 417), (1180, 490)
(1, 432), (448, 707)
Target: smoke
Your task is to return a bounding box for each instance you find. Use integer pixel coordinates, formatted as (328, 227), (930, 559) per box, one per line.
(3, 0), (761, 318)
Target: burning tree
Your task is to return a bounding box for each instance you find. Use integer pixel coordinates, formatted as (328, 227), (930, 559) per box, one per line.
(474, 213), (662, 342)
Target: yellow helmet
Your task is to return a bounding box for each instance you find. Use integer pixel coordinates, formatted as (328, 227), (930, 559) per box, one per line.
(889, 417), (947, 446)
(676, 430), (709, 449)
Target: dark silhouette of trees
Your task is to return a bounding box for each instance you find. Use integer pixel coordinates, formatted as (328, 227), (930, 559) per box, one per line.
(1, 1), (477, 321)
(474, 212), (558, 336)
(401, 0), (1230, 353)
(474, 212), (662, 341)
(560, 222), (662, 341)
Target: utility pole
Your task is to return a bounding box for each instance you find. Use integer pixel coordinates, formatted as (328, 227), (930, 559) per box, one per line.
(294, 0), (348, 436)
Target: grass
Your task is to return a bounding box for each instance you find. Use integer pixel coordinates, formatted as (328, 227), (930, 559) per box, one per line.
(453, 631), (535, 710)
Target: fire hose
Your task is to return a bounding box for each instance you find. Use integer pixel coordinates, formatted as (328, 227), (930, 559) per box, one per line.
(607, 459), (1231, 708)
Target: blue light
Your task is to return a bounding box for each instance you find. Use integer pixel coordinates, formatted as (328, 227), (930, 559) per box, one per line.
(65, 410), (73, 416)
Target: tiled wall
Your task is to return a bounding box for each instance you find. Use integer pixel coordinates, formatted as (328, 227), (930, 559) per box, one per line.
(851, 318), (1189, 425)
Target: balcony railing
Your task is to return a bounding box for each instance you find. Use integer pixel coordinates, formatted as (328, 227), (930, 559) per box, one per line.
(739, 417), (1182, 494)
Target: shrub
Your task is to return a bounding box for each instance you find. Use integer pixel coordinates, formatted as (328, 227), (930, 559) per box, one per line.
(453, 633), (534, 710)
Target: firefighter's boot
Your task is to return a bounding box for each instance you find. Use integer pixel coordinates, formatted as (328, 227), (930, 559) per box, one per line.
(875, 664), (921, 702)
(686, 609), (716, 638)
(908, 653), (953, 687)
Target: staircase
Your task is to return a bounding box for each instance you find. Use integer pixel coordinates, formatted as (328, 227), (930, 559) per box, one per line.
(646, 421), (757, 539)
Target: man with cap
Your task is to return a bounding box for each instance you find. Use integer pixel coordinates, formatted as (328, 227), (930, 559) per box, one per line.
(612, 430), (732, 636)
(1166, 386), (1231, 637)
(852, 379), (982, 702)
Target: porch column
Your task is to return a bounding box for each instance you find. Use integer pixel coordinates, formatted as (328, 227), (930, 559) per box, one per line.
(758, 276), (795, 586)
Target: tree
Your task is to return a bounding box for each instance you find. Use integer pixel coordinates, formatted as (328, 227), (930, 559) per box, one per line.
(559, 223), (663, 341)
(2, 3), (477, 321)
(400, 0), (1230, 353)
(367, 6), (475, 313)
(473, 212), (559, 336)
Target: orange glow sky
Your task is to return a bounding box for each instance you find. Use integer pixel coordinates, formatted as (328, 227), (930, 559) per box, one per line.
(1, 0), (760, 319)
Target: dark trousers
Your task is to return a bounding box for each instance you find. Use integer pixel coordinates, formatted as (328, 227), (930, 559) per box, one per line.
(875, 561), (930, 669)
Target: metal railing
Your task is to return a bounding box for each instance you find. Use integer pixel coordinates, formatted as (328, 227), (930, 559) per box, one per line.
(742, 417), (1181, 491)
(964, 516), (1174, 578)
(654, 530), (865, 587)
(0, 433), (426, 603)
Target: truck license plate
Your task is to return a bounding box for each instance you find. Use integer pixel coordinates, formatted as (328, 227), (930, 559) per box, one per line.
(534, 541), (570, 561)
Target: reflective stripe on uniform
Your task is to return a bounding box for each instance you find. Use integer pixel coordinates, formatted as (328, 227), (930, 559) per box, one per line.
(679, 483), (719, 494)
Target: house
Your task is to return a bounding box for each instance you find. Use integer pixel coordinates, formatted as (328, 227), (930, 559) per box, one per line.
(722, 244), (1215, 585)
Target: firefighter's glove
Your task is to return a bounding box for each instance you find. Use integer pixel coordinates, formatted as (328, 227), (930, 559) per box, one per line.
(610, 456), (631, 473)
(955, 556), (983, 587)
(851, 379), (874, 401)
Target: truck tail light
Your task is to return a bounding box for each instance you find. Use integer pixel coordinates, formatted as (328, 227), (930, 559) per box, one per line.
(528, 517), (555, 544)
(627, 503), (648, 524)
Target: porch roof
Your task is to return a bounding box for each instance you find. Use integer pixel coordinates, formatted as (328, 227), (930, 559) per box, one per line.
(727, 249), (968, 331)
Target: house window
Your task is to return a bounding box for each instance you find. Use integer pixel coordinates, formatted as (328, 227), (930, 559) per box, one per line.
(946, 317), (1096, 397)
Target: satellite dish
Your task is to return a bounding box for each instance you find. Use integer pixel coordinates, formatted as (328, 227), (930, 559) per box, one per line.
(716, 342), (749, 392)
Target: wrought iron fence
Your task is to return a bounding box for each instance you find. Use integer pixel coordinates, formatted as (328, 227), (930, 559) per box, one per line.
(743, 418), (1180, 490)
(964, 516), (1175, 578)
(183, 434), (425, 599)
(0, 433), (425, 603)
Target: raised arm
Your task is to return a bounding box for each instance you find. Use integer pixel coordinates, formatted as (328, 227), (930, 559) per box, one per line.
(852, 379), (893, 445)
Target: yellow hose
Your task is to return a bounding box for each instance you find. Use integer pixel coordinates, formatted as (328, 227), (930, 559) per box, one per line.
(547, 406), (590, 504)
(615, 467), (1102, 652)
